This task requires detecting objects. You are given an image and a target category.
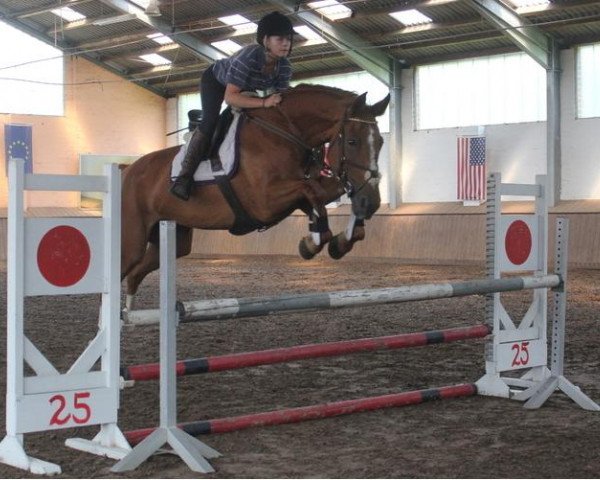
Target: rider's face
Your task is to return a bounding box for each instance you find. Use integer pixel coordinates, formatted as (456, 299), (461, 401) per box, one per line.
(264, 35), (291, 58)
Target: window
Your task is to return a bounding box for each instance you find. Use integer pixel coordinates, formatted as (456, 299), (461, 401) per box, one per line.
(576, 43), (600, 119)
(0, 21), (64, 116)
(415, 52), (546, 130)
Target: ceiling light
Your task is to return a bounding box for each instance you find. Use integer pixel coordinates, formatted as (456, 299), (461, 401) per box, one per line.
(389, 9), (433, 27)
(294, 26), (327, 45)
(51, 7), (86, 22)
(211, 40), (243, 55)
(510, 0), (550, 7)
(93, 13), (137, 26)
(219, 14), (249, 26)
(218, 14), (257, 35)
(307, 1), (352, 21)
(147, 33), (173, 45)
(139, 53), (171, 66)
(145, 0), (161, 17)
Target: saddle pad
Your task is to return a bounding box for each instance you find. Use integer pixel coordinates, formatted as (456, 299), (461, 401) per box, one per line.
(171, 111), (241, 183)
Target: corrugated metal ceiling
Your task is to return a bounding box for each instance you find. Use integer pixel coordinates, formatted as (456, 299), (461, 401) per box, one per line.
(1, 0), (600, 97)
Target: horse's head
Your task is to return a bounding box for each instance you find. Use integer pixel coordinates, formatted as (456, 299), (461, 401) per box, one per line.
(276, 84), (389, 219)
(329, 92), (390, 220)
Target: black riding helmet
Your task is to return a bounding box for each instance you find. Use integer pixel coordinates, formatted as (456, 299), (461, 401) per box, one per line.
(256, 11), (294, 52)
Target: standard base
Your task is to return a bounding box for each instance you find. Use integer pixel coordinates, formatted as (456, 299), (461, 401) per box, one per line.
(66, 423), (132, 460)
(475, 373), (510, 398)
(0, 435), (61, 475)
(523, 375), (600, 411)
(111, 427), (221, 473)
(477, 371), (599, 411)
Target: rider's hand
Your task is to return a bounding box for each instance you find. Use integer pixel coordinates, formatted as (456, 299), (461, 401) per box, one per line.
(263, 93), (282, 108)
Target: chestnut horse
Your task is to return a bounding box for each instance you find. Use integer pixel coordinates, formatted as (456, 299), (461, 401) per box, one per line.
(121, 84), (390, 310)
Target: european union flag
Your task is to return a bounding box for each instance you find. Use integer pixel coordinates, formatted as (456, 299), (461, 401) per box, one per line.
(4, 124), (33, 175)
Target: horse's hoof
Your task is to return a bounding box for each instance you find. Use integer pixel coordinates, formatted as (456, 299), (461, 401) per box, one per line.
(328, 234), (349, 260)
(299, 237), (320, 260)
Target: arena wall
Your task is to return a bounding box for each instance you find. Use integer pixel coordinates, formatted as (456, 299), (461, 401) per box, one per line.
(1, 49), (598, 267)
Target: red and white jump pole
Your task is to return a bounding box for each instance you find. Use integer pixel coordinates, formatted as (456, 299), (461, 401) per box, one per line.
(123, 383), (478, 446)
(121, 325), (492, 382)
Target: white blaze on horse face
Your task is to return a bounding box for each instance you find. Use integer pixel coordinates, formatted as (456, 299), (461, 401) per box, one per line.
(366, 126), (380, 185)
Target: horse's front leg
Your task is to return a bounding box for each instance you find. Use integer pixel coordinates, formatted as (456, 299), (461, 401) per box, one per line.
(328, 213), (365, 260)
(298, 206), (333, 260)
(288, 179), (334, 260)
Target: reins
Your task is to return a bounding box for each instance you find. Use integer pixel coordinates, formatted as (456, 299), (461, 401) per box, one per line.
(245, 111), (313, 151)
(244, 108), (325, 178)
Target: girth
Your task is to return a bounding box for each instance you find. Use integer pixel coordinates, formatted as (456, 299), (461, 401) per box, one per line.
(208, 110), (322, 235)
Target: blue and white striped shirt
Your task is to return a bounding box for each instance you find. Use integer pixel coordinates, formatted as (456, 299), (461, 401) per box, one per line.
(212, 44), (292, 93)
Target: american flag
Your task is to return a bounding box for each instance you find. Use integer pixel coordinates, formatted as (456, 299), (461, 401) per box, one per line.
(457, 136), (486, 201)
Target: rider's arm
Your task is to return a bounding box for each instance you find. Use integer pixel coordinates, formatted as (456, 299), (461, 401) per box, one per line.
(224, 83), (281, 109)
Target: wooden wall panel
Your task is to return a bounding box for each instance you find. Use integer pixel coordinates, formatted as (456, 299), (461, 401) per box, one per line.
(1, 211), (599, 268)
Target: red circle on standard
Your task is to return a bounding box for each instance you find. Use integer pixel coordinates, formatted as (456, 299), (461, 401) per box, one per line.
(37, 225), (91, 287)
(505, 220), (532, 266)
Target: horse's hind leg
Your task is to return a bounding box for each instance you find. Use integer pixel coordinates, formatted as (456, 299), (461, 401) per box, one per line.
(125, 241), (159, 312)
(121, 194), (152, 281)
(125, 224), (194, 311)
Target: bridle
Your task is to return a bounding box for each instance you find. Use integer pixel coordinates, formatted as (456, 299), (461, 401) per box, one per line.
(331, 116), (380, 197)
(246, 108), (380, 198)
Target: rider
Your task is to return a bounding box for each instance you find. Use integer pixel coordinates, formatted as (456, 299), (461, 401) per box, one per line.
(170, 11), (295, 201)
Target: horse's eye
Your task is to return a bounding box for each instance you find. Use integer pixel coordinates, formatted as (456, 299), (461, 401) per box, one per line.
(347, 138), (357, 146)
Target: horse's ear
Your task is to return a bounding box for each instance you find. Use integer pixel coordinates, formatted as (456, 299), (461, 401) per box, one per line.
(349, 92), (367, 115)
(370, 93), (390, 117)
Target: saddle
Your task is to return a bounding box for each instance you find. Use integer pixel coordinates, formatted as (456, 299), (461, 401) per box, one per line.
(185, 107), (234, 163)
(172, 108), (238, 183)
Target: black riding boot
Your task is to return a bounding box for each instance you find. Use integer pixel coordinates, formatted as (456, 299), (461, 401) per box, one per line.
(170, 128), (210, 201)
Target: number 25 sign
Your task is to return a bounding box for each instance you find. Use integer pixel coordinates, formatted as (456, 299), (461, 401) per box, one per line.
(49, 392), (92, 426)
(498, 339), (545, 372)
(511, 341), (530, 367)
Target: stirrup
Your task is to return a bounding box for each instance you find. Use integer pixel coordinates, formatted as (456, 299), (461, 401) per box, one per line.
(170, 176), (194, 201)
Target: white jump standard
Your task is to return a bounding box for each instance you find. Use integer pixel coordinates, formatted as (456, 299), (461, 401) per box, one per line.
(475, 173), (598, 410)
(0, 159), (130, 475)
(112, 222), (220, 474)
